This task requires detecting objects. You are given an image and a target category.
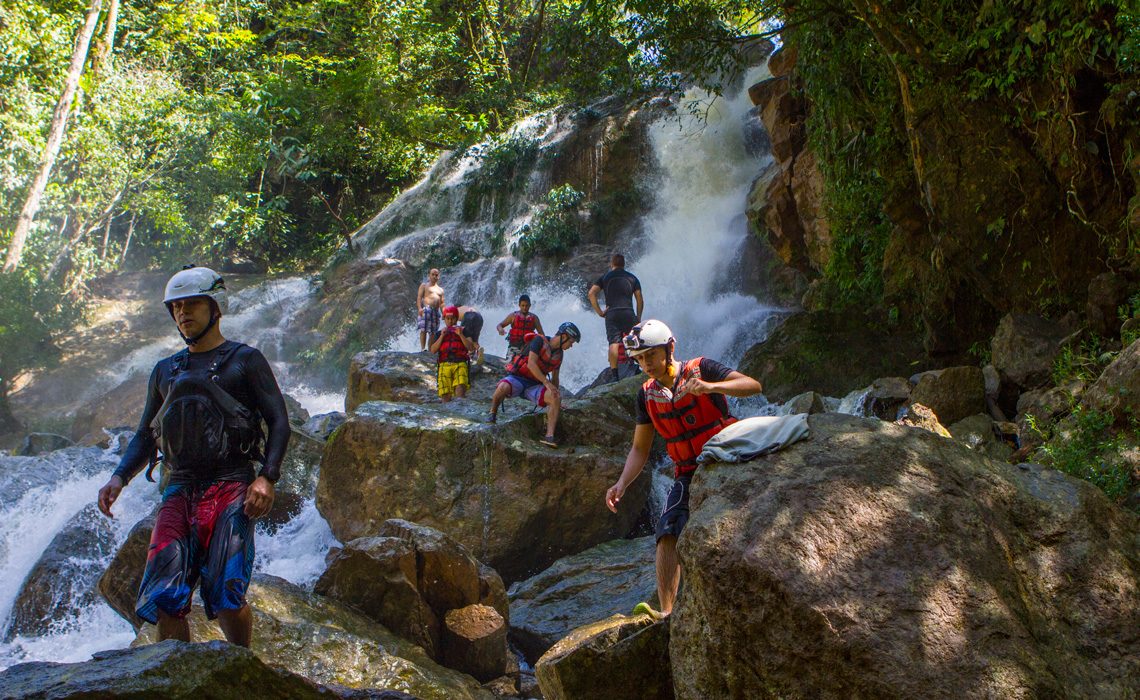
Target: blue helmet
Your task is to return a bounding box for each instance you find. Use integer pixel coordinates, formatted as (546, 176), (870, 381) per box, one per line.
(557, 322), (581, 342)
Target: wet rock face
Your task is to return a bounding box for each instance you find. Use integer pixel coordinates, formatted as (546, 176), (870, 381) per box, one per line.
(0, 639), (328, 700)
(739, 311), (932, 403)
(288, 258), (420, 379)
(69, 371), (149, 444)
(98, 507), (158, 629)
(6, 504), (116, 639)
(16, 433), (74, 456)
(508, 536), (657, 664)
(132, 575), (494, 700)
(991, 313), (1073, 391)
(317, 386), (648, 583)
(536, 615), (672, 700)
(671, 413), (1140, 699)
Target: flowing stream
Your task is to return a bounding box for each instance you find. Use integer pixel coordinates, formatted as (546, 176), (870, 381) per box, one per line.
(0, 62), (785, 670)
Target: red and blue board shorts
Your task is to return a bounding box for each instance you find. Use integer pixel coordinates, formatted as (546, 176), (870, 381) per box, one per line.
(135, 480), (254, 623)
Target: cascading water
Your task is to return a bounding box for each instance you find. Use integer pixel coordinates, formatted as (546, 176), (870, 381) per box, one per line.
(384, 64), (784, 392)
(0, 59), (788, 671)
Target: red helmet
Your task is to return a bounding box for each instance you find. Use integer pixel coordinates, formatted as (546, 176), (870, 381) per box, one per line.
(443, 305), (460, 318)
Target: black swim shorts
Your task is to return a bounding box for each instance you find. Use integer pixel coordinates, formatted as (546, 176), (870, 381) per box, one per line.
(604, 307), (638, 345)
(655, 474), (692, 542)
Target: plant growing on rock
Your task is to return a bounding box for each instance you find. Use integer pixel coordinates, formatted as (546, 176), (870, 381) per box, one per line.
(512, 184), (585, 262)
(1027, 404), (1136, 501)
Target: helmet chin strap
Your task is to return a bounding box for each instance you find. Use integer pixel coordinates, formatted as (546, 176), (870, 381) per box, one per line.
(179, 313), (218, 346)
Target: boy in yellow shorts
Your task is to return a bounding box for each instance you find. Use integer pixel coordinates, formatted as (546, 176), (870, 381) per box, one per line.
(430, 305), (475, 402)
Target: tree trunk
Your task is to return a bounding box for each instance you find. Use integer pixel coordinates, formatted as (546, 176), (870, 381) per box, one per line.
(119, 210), (136, 265)
(0, 380), (24, 438)
(90, 0), (120, 76)
(3, 0), (103, 274)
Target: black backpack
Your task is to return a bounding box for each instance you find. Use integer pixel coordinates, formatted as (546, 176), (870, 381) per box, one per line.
(148, 343), (263, 481)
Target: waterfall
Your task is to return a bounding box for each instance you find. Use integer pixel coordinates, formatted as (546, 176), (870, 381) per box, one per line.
(384, 64), (783, 390)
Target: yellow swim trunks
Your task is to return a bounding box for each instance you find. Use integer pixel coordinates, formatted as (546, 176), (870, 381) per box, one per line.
(437, 361), (470, 397)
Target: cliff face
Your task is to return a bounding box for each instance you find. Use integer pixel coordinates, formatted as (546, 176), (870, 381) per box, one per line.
(747, 41), (1138, 356)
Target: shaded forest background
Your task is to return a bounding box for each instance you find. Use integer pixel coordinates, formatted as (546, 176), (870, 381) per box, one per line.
(1, 0), (1137, 425)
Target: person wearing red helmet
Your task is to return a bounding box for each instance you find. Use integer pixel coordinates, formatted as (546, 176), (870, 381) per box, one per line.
(605, 319), (762, 619)
(430, 305), (475, 402)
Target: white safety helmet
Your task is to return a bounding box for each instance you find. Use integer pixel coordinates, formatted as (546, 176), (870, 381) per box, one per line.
(622, 319), (674, 357)
(163, 265), (228, 317)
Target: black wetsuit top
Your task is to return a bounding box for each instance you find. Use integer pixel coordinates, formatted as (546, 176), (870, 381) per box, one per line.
(594, 269), (642, 310)
(113, 340), (290, 485)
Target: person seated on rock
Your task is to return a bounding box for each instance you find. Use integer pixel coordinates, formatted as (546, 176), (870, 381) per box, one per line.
(431, 305), (476, 402)
(487, 322), (581, 448)
(96, 265), (290, 648)
(605, 320), (761, 618)
(495, 294), (544, 361)
(458, 305), (485, 365)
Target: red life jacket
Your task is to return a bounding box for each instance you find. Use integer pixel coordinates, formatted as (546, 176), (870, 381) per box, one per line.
(506, 335), (563, 377)
(508, 312), (537, 345)
(643, 358), (737, 478)
(437, 328), (469, 363)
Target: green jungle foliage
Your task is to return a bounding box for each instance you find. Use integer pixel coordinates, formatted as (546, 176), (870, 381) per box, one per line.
(513, 183), (584, 261)
(1028, 405), (1136, 501)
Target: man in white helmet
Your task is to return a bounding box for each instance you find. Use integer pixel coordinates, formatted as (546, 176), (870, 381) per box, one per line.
(605, 319), (761, 618)
(96, 265), (291, 647)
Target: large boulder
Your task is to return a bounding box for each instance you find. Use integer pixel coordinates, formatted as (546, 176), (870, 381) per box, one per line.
(134, 575), (494, 699)
(315, 519), (508, 661)
(907, 365), (986, 426)
(98, 507), (159, 628)
(6, 504), (115, 639)
(347, 350), (508, 411)
(740, 311), (931, 402)
(316, 535), (440, 656)
(671, 413), (1140, 698)
(317, 382), (648, 582)
(1083, 336), (1140, 424)
(508, 536), (657, 664)
(70, 371), (149, 444)
(991, 313), (1073, 391)
(535, 615), (672, 700)
(16, 433), (74, 456)
(0, 640), (328, 699)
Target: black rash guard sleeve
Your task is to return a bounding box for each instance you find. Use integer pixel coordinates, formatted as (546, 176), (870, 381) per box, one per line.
(243, 347), (290, 483)
(112, 362), (164, 485)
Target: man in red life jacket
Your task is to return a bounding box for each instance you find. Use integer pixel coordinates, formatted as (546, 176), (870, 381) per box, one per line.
(605, 320), (762, 618)
(430, 306), (475, 402)
(486, 322), (581, 448)
(495, 294), (545, 360)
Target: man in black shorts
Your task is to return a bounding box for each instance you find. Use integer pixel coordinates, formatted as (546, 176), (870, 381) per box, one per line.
(604, 320), (761, 619)
(96, 265), (290, 647)
(588, 253), (643, 382)
(458, 305), (484, 364)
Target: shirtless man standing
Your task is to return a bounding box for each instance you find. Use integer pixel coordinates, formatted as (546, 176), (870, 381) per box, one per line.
(416, 268), (445, 351)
